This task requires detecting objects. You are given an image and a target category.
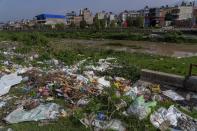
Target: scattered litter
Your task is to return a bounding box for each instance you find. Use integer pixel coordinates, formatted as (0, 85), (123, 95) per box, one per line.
(5, 103), (61, 124)
(0, 73), (22, 96)
(0, 101), (6, 108)
(81, 118), (125, 131)
(127, 96), (157, 120)
(77, 98), (90, 107)
(150, 105), (197, 131)
(97, 77), (110, 89)
(162, 90), (185, 101)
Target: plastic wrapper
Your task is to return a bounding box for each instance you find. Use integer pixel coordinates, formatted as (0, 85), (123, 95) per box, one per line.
(81, 118), (125, 131)
(127, 96), (157, 120)
(162, 90), (185, 101)
(150, 105), (197, 131)
(5, 103), (61, 124)
(0, 73), (22, 96)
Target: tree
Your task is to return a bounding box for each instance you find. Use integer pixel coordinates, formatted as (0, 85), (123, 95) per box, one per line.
(165, 13), (173, 21)
(69, 22), (75, 28)
(93, 17), (101, 29)
(126, 16), (144, 28)
(126, 17), (134, 27)
(80, 20), (87, 29)
(100, 19), (106, 29)
(110, 20), (116, 28)
(55, 23), (65, 30)
(135, 16), (144, 28)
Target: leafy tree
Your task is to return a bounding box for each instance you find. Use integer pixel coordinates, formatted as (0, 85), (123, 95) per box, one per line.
(80, 20), (87, 29)
(110, 20), (116, 28)
(165, 13), (173, 21)
(135, 16), (144, 28)
(127, 16), (144, 28)
(55, 23), (65, 30)
(69, 22), (75, 28)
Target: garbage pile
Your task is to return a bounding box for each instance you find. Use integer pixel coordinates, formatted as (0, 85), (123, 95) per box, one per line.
(0, 48), (196, 131)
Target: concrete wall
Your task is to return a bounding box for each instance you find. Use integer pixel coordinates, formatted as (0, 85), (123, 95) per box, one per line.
(140, 69), (184, 88)
(178, 6), (193, 20)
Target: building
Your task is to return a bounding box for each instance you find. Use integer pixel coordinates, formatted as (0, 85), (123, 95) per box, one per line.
(35, 14), (66, 26)
(171, 6), (193, 27)
(80, 8), (94, 25)
(192, 7), (197, 27)
(73, 16), (83, 27)
(96, 11), (106, 20)
(66, 11), (77, 25)
(148, 8), (165, 27)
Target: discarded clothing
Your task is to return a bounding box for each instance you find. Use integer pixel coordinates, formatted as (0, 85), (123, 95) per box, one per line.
(162, 90), (185, 101)
(0, 73), (22, 96)
(5, 103), (60, 124)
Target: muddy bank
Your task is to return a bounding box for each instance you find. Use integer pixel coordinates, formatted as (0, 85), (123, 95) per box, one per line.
(56, 39), (197, 58)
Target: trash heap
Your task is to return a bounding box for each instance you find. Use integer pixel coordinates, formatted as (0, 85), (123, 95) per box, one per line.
(0, 50), (196, 131)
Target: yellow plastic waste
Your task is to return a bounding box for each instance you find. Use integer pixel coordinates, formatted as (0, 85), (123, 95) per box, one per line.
(149, 84), (161, 93)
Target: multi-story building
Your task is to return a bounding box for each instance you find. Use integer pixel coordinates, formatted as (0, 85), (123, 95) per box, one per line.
(171, 6), (193, 27)
(72, 16), (83, 27)
(148, 8), (165, 27)
(96, 11), (106, 20)
(80, 8), (94, 25)
(66, 11), (77, 25)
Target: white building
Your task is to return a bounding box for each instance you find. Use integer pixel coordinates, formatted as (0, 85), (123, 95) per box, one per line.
(174, 6), (193, 20)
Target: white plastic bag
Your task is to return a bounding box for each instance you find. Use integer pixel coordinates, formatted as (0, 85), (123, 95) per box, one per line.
(5, 103), (60, 123)
(0, 73), (22, 96)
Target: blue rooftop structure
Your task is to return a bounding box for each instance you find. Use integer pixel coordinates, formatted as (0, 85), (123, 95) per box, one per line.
(35, 14), (66, 20)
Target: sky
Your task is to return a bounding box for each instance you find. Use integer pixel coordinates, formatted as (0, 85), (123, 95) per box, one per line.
(0, 0), (184, 22)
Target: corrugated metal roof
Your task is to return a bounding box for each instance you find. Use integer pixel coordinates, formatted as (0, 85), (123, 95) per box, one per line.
(35, 14), (65, 20)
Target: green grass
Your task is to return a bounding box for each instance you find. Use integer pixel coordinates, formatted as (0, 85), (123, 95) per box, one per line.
(1, 31), (197, 44)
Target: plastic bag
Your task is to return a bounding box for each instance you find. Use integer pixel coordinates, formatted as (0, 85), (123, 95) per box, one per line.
(5, 103), (60, 123)
(127, 96), (157, 120)
(162, 90), (184, 101)
(0, 73), (22, 96)
(150, 105), (197, 131)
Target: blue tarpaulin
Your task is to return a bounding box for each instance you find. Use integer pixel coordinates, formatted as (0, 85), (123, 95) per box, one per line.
(35, 14), (65, 20)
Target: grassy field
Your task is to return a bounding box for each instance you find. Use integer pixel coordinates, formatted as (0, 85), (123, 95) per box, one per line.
(0, 31), (197, 131)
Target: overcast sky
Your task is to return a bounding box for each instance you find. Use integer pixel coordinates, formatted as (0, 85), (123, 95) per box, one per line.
(0, 0), (184, 22)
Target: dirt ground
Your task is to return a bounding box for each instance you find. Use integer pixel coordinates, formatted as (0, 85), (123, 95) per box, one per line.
(56, 39), (197, 58)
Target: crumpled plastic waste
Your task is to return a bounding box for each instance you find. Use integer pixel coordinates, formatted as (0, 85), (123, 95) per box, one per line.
(127, 96), (157, 120)
(0, 73), (22, 96)
(0, 101), (6, 108)
(162, 90), (185, 101)
(125, 84), (151, 100)
(76, 75), (89, 84)
(77, 98), (90, 107)
(85, 57), (116, 72)
(5, 103), (61, 124)
(97, 77), (110, 89)
(114, 77), (131, 92)
(150, 105), (197, 131)
(149, 84), (161, 94)
(80, 118), (125, 131)
(23, 99), (40, 111)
